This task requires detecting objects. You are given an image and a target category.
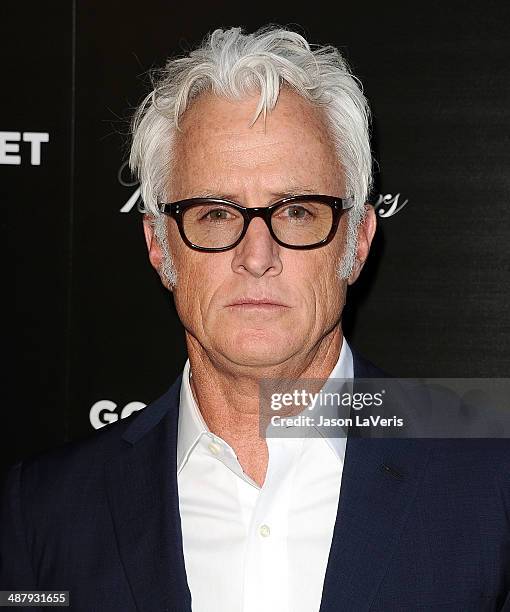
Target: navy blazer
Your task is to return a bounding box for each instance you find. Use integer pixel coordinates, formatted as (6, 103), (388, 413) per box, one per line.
(1, 351), (510, 611)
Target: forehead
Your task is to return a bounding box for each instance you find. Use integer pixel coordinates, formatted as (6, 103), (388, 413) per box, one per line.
(169, 88), (344, 199)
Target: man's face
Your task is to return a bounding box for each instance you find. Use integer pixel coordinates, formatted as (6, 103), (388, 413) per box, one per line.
(144, 88), (374, 369)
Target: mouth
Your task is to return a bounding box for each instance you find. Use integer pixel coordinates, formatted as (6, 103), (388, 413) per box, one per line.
(226, 298), (289, 310)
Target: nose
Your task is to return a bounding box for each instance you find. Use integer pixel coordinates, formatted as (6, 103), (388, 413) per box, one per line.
(231, 217), (283, 278)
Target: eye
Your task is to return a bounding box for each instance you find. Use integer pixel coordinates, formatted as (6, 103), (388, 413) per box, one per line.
(205, 209), (228, 220)
(196, 206), (238, 222)
(278, 204), (315, 221)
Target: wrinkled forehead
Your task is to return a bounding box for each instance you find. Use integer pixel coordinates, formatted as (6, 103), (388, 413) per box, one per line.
(167, 89), (344, 201)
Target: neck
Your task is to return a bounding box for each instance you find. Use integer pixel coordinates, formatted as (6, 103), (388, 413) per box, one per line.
(186, 326), (344, 486)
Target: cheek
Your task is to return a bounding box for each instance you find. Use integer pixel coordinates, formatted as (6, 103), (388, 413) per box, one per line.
(167, 231), (202, 316)
(173, 249), (231, 322)
(299, 251), (346, 327)
(284, 250), (341, 299)
(168, 222), (207, 285)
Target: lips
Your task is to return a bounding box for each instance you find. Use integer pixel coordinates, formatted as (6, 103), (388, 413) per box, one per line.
(228, 297), (288, 307)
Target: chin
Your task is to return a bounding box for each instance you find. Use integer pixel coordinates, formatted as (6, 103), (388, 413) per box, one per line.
(220, 329), (296, 368)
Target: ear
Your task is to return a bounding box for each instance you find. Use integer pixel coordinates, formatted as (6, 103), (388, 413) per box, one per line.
(347, 204), (377, 285)
(142, 214), (163, 270)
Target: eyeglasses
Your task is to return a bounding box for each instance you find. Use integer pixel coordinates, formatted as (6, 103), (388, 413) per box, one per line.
(157, 194), (354, 252)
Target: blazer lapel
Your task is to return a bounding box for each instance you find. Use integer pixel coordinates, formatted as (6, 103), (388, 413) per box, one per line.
(104, 375), (192, 612)
(319, 351), (432, 611)
(319, 437), (431, 611)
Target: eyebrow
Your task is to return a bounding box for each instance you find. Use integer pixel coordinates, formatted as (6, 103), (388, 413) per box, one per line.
(188, 186), (321, 201)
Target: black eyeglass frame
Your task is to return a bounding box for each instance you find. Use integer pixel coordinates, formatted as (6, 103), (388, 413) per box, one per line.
(157, 194), (354, 252)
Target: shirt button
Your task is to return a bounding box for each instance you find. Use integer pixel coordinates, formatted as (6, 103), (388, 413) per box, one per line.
(208, 441), (222, 455)
(259, 524), (271, 538)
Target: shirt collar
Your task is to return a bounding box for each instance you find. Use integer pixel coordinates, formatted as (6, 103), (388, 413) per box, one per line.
(177, 338), (353, 473)
(317, 338), (352, 462)
(177, 358), (209, 474)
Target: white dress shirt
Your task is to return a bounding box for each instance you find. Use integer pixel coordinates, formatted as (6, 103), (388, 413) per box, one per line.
(177, 339), (354, 612)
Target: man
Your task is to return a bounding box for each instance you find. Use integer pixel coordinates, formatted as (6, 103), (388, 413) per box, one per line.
(1, 26), (510, 612)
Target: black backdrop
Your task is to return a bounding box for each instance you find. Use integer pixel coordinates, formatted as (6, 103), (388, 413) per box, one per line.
(3, 0), (509, 474)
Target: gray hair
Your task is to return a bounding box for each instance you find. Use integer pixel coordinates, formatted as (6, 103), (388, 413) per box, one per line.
(130, 25), (372, 283)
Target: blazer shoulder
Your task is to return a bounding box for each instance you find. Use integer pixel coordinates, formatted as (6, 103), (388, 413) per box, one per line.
(2, 376), (182, 503)
(351, 347), (391, 378)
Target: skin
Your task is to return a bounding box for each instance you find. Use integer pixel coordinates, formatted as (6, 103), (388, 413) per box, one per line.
(143, 88), (376, 485)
